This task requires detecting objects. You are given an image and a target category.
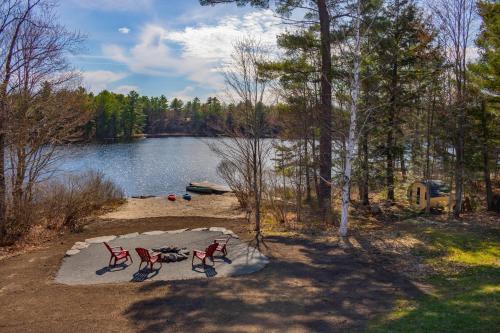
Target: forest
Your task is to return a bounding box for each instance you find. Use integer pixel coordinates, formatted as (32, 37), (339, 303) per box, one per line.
(81, 91), (282, 140)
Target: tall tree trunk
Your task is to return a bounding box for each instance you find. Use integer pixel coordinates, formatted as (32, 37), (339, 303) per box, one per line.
(0, 133), (5, 241)
(360, 129), (370, 205)
(387, 57), (398, 201)
(386, 119), (395, 201)
(339, 0), (361, 237)
(386, 0), (400, 203)
(253, 136), (260, 232)
(311, 131), (320, 203)
(400, 154), (406, 182)
(317, 0), (332, 221)
(480, 100), (493, 210)
(453, 105), (465, 218)
(425, 88), (435, 214)
(305, 136), (312, 203)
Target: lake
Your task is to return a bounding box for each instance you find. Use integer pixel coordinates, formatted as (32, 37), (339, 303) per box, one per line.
(58, 137), (227, 197)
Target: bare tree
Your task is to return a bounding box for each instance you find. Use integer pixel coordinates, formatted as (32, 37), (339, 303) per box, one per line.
(0, 0), (85, 240)
(210, 37), (272, 234)
(0, 0), (44, 241)
(431, 0), (476, 218)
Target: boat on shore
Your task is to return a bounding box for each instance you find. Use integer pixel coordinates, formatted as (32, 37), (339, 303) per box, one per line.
(186, 181), (231, 195)
(186, 185), (213, 194)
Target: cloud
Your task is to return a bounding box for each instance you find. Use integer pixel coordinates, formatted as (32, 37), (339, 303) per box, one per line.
(118, 27), (131, 34)
(101, 9), (284, 95)
(113, 85), (140, 95)
(80, 70), (127, 93)
(171, 85), (201, 101)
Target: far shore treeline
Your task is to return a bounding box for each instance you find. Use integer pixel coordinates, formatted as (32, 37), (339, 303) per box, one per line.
(75, 90), (282, 141)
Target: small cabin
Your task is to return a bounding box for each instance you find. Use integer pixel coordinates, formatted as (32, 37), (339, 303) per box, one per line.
(408, 180), (451, 211)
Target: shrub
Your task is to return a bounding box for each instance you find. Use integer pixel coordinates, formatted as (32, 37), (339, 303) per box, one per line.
(5, 170), (124, 243)
(41, 170), (124, 231)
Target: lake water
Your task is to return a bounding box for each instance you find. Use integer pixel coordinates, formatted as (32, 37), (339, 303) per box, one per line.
(58, 137), (227, 197)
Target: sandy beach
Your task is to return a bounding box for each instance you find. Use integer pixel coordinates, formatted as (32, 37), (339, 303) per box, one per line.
(101, 193), (245, 220)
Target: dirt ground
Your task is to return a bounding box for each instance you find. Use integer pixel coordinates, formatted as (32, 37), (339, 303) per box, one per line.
(101, 194), (244, 220)
(0, 212), (428, 333)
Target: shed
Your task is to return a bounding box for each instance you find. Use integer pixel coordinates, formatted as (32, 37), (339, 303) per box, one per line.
(408, 180), (451, 211)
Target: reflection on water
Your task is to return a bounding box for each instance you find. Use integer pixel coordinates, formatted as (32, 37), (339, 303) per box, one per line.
(57, 137), (226, 197)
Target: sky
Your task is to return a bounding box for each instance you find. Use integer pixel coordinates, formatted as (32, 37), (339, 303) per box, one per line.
(57, 0), (285, 101)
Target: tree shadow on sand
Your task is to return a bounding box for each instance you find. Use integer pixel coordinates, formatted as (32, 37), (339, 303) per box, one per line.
(123, 235), (425, 332)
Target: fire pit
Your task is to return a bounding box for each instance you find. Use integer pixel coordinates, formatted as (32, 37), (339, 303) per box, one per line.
(152, 246), (190, 262)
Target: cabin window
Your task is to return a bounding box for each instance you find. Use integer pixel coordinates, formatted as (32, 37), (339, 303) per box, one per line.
(416, 187), (420, 205)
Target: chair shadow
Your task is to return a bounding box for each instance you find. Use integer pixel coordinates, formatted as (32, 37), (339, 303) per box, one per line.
(131, 267), (160, 282)
(95, 262), (130, 275)
(214, 255), (232, 264)
(191, 263), (218, 277)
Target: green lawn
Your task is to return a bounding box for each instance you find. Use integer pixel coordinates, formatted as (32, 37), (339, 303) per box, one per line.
(367, 224), (500, 333)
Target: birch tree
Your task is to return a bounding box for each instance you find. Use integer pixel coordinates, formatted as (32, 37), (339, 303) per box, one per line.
(339, 0), (362, 237)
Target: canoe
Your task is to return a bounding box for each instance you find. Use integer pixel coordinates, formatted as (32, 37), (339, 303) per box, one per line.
(186, 185), (213, 194)
(182, 193), (192, 201)
(167, 194), (176, 201)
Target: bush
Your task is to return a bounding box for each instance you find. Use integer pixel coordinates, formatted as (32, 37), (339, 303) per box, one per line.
(42, 170), (124, 231)
(5, 170), (124, 243)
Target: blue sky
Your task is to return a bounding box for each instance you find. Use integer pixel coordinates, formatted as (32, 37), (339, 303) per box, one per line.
(57, 0), (284, 101)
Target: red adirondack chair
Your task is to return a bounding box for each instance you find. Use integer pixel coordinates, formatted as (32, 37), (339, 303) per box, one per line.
(135, 248), (162, 270)
(103, 242), (132, 266)
(214, 237), (230, 257)
(192, 242), (219, 267)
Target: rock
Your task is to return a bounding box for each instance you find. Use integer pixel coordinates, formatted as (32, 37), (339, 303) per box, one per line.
(71, 242), (89, 250)
(370, 204), (382, 215)
(209, 227), (227, 233)
(222, 229), (239, 238)
(191, 227), (208, 231)
(65, 249), (80, 256)
(167, 228), (188, 234)
(85, 235), (116, 244)
(166, 253), (177, 262)
(119, 232), (140, 239)
(142, 230), (165, 236)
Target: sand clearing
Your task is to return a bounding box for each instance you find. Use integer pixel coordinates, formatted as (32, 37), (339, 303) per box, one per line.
(101, 193), (245, 220)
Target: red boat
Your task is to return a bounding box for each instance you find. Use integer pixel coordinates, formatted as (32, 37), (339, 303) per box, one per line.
(167, 194), (176, 201)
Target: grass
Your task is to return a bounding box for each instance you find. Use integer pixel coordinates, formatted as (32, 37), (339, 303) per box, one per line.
(367, 224), (500, 333)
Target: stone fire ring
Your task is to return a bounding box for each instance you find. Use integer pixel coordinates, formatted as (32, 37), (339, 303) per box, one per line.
(55, 228), (269, 285)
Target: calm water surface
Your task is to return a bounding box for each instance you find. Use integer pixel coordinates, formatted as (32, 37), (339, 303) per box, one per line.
(58, 137), (226, 197)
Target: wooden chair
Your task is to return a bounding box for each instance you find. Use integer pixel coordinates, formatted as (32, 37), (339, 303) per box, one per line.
(214, 237), (230, 257)
(103, 242), (132, 266)
(192, 242), (218, 267)
(135, 248), (162, 271)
